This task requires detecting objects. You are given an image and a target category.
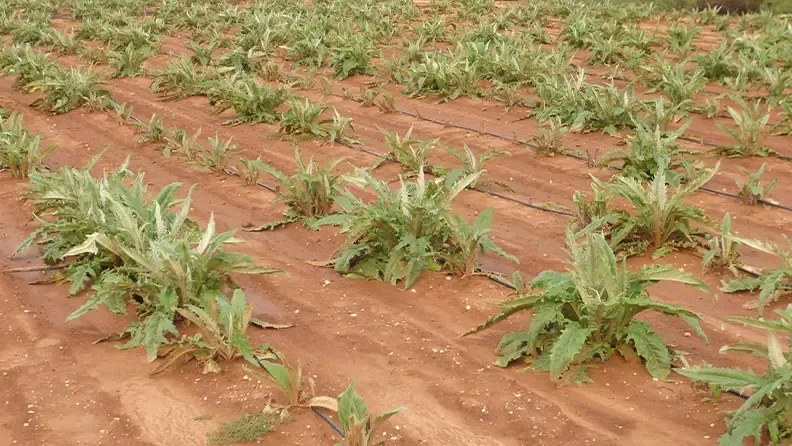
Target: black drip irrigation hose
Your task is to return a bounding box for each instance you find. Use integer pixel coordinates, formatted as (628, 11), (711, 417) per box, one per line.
(471, 187), (576, 217)
(107, 67), (792, 219)
(479, 270), (517, 290)
(43, 8), (792, 159)
(224, 166), (280, 194)
(402, 106), (792, 209)
(127, 115), (282, 195)
(477, 270), (752, 401)
(372, 91), (791, 153)
(390, 104), (595, 163)
(128, 98), (792, 237)
(481, 75), (788, 129)
(330, 92), (792, 211)
(128, 102), (791, 238)
(127, 109), (574, 218)
(337, 140), (386, 158)
(592, 72), (774, 102)
(311, 407), (344, 437)
(145, 100), (792, 223)
(698, 186), (792, 212)
(334, 138), (575, 218)
(338, 79), (792, 163)
(735, 264), (761, 278)
(678, 135), (792, 162)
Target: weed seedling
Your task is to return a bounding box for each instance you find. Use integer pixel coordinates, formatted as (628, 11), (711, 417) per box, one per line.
(134, 114), (167, 145)
(702, 213), (741, 276)
(334, 382), (405, 446)
(532, 119), (567, 156)
(195, 134), (239, 173)
(379, 126), (438, 176)
(208, 409), (282, 445)
(721, 237), (792, 313)
(736, 164), (776, 205)
(246, 149), (344, 230)
(109, 43), (153, 78)
(112, 102), (134, 125)
(715, 98), (774, 157)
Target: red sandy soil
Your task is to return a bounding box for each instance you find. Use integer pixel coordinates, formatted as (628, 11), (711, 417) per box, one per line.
(2, 18), (791, 446)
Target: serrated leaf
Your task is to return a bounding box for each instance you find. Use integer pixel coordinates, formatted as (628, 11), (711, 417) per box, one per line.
(719, 409), (771, 446)
(721, 277), (762, 293)
(680, 314), (708, 343)
(462, 294), (542, 337)
(120, 312), (179, 362)
(651, 245), (673, 260)
(549, 322), (592, 378)
(493, 302), (560, 366)
(719, 342), (768, 359)
(675, 367), (765, 389)
(626, 321), (670, 379)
